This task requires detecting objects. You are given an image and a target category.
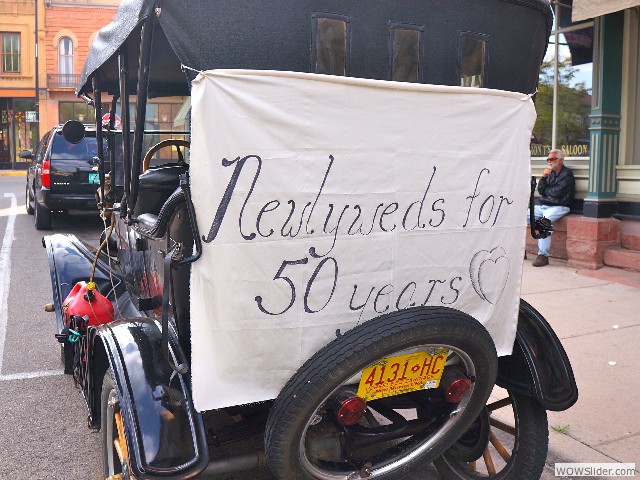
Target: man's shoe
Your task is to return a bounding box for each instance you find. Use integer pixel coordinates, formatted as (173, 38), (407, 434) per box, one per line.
(532, 255), (549, 267)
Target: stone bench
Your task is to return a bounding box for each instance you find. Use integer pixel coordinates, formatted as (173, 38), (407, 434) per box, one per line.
(526, 214), (631, 270)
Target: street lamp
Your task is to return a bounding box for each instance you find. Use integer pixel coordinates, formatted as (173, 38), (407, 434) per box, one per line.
(34, 0), (40, 144)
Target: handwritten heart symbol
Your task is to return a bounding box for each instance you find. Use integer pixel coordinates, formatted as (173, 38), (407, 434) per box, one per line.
(469, 247), (510, 305)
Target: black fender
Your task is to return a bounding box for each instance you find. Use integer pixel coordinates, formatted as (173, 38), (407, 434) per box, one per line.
(496, 299), (578, 411)
(42, 233), (123, 335)
(89, 318), (208, 479)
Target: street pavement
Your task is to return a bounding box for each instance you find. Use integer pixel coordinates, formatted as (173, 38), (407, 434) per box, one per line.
(522, 259), (640, 479)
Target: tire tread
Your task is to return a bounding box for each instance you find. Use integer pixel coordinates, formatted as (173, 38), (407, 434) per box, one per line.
(265, 306), (498, 480)
(433, 392), (549, 480)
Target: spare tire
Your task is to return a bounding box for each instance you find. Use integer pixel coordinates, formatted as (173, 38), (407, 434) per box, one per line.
(265, 306), (498, 480)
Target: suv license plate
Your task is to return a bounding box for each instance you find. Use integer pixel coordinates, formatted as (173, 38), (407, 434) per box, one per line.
(356, 350), (449, 401)
(88, 173), (100, 184)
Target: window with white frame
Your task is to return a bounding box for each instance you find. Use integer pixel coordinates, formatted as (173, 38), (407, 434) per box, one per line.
(1, 33), (20, 73)
(58, 37), (74, 86)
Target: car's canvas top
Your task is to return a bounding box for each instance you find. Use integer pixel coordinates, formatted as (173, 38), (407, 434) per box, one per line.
(77, 0), (552, 98)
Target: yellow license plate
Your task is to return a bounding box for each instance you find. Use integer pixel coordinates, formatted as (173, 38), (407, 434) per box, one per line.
(356, 349), (449, 401)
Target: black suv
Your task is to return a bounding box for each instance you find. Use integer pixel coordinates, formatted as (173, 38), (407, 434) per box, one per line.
(23, 124), (103, 230)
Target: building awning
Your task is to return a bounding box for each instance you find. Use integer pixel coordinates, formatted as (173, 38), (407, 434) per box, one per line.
(559, 0), (593, 66)
(572, 0), (640, 22)
(0, 89), (35, 98)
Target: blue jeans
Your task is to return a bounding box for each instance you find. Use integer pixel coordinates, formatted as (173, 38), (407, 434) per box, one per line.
(526, 204), (570, 257)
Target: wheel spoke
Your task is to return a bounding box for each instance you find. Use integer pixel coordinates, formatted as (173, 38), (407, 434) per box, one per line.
(113, 439), (125, 465)
(489, 417), (516, 436)
(489, 430), (512, 462)
(434, 391), (549, 480)
(114, 411), (131, 471)
(487, 397), (512, 412)
(482, 447), (497, 475)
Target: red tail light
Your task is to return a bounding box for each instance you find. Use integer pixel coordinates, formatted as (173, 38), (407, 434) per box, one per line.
(41, 159), (51, 188)
(336, 396), (367, 426)
(444, 378), (472, 403)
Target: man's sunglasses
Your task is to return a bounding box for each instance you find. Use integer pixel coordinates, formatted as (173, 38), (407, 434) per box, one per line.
(546, 157), (558, 163)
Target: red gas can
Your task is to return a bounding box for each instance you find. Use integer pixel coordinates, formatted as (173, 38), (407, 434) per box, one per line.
(62, 281), (114, 326)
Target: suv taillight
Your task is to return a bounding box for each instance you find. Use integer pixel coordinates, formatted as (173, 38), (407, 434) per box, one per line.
(42, 159), (51, 187)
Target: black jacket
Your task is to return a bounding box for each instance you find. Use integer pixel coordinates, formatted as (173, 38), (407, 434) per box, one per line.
(537, 165), (575, 207)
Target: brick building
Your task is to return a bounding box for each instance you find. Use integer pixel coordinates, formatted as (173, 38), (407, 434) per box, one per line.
(39, 0), (120, 135)
(0, 0), (38, 168)
(39, 0), (185, 156)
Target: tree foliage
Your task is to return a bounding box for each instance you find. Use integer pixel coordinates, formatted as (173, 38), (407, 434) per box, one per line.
(532, 58), (591, 147)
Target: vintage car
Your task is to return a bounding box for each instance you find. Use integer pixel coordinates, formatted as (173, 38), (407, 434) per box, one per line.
(43, 1), (577, 479)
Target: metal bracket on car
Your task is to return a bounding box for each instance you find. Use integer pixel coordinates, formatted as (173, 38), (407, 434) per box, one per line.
(161, 245), (188, 376)
(177, 171), (202, 265)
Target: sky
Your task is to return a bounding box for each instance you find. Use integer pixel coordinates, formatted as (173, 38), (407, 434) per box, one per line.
(570, 63), (593, 88)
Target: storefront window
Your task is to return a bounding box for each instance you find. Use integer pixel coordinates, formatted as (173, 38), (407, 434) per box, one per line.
(0, 100), (11, 164)
(531, 2), (593, 158)
(99, 100), (188, 167)
(631, 23), (640, 165)
(125, 101), (189, 165)
(0, 100), (37, 166)
(59, 102), (96, 124)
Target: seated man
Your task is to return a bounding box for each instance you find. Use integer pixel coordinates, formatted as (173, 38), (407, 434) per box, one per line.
(527, 149), (575, 267)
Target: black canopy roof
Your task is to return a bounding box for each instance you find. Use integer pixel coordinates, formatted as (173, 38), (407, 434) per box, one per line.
(78, 0), (552, 98)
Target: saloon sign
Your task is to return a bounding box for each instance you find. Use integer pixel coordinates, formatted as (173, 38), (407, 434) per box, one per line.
(188, 70), (535, 410)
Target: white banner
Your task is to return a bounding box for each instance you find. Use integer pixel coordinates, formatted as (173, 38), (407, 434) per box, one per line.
(189, 70), (535, 411)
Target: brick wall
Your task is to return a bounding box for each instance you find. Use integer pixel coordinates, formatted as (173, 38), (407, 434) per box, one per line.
(44, 5), (117, 77)
(40, 4), (118, 132)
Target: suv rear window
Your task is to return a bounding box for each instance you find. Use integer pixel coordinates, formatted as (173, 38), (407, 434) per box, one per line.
(50, 133), (99, 160)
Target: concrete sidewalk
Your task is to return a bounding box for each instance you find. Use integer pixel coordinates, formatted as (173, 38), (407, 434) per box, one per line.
(521, 259), (640, 479)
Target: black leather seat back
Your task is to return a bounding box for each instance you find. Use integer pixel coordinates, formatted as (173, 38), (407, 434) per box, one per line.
(133, 164), (188, 217)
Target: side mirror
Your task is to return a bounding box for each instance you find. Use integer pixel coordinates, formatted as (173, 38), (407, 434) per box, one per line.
(61, 120), (86, 144)
(18, 149), (33, 160)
